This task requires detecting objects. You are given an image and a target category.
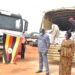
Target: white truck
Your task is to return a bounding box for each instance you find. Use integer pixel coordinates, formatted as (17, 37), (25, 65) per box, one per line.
(41, 8), (75, 61)
(0, 10), (28, 63)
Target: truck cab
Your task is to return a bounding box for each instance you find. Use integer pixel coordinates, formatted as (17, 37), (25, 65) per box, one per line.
(0, 10), (28, 63)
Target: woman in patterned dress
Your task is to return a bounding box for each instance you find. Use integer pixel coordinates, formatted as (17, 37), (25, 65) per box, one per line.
(59, 31), (75, 75)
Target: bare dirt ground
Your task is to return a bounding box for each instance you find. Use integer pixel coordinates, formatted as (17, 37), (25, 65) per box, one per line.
(0, 45), (75, 75)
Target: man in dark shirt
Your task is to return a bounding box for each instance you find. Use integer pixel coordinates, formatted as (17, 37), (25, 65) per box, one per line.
(68, 17), (75, 32)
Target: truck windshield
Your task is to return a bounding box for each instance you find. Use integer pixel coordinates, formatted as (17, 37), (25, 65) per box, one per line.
(0, 15), (22, 32)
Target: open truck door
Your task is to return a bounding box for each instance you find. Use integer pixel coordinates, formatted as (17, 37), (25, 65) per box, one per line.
(23, 19), (28, 32)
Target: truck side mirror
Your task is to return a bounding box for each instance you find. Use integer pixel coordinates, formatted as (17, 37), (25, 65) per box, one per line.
(24, 20), (28, 31)
(23, 19), (28, 32)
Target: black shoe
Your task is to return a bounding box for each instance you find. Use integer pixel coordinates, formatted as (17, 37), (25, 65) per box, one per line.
(46, 72), (49, 75)
(36, 70), (42, 73)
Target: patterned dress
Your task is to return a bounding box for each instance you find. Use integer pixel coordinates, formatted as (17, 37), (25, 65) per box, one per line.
(59, 39), (75, 75)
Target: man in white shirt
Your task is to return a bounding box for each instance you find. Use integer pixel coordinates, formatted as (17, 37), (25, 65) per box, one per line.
(47, 23), (59, 44)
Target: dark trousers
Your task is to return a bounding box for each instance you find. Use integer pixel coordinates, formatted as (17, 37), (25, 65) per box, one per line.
(21, 43), (25, 59)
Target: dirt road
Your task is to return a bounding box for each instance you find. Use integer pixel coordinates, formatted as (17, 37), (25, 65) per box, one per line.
(0, 45), (75, 75)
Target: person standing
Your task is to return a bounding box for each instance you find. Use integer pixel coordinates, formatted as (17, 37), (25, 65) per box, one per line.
(21, 32), (26, 59)
(49, 23), (59, 44)
(46, 23), (59, 44)
(58, 31), (75, 75)
(36, 29), (50, 75)
(68, 17), (75, 32)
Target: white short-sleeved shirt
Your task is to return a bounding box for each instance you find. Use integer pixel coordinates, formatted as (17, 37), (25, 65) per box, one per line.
(51, 24), (59, 31)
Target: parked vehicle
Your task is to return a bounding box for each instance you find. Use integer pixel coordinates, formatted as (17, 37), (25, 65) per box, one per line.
(29, 38), (38, 46)
(26, 33), (39, 46)
(0, 10), (28, 63)
(41, 8), (75, 61)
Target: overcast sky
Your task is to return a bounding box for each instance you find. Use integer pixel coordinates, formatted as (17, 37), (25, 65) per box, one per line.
(0, 0), (75, 33)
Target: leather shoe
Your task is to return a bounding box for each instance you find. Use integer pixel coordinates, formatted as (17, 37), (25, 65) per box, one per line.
(36, 70), (42, 73)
